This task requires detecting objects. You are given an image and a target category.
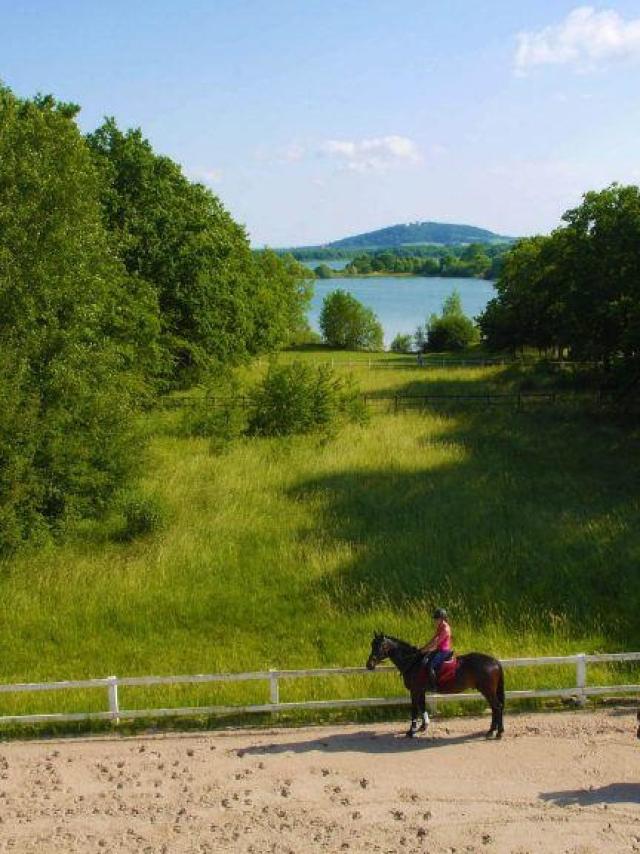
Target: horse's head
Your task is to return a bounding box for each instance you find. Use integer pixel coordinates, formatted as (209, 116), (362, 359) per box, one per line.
(366, 632), (393, 670)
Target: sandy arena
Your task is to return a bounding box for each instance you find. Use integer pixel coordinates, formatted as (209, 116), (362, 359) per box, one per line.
(0, 710), (638, 853)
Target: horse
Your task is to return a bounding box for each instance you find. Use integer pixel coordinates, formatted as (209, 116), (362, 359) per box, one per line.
(366, 632), (505, 739)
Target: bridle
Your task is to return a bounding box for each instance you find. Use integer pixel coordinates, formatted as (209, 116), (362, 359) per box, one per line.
(369, 635), (422, 675)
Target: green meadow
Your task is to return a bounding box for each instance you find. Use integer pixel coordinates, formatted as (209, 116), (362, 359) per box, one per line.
(0, 355), (638, 724)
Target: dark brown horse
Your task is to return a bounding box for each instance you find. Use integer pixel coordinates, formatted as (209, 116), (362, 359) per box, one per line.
(366, 633), (505, 738)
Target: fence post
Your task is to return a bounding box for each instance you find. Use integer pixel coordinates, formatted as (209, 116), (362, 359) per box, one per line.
(269, 669), (280, 706)
(107, 676), (120, 724)
(575, 654), (587, 706)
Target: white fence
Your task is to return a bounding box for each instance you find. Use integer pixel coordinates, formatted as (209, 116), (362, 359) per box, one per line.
(0, 652), (638, 727)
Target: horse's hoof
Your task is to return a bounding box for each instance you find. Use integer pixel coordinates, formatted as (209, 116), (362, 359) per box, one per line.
(485, 730), (495, 739)
(418, 724), (428, 733)
(496, 731), (504, 740)
(406, 729), (417, 739)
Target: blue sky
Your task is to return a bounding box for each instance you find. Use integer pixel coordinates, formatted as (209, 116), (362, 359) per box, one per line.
(2, 1), (640, 245)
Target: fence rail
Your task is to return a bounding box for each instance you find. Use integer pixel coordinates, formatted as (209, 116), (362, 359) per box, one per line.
(282, 359), (601, 370)
(0, 653), (638, 727)
(163, 390), (614, 412)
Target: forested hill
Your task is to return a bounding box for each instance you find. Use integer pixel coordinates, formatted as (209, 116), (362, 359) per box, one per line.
(324, 221), (513, 249)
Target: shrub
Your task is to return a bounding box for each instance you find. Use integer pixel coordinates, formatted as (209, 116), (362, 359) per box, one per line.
(119, 491), (168, 540)
(248, 361), (366, 437)
(179, 371), (247, 453)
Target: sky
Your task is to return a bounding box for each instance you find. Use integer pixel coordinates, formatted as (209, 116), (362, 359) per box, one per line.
(2, 1), (640, 246)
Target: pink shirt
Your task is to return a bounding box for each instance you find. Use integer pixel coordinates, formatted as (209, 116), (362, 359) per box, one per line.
(435, 621), (452, 652)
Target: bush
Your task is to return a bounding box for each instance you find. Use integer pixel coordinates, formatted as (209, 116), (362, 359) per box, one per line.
(319, 290), (384, 350)
(179, 372), (247, 453)
(390, 333), (414, 353)
(119, 491), (168, 540)
(248, 361), (366, 437)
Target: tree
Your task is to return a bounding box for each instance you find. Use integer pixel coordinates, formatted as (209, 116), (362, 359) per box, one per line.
(314, 264), (334, 279)
(426, 289), (478, 351)
(87, 120), (311, 382)
(390, 334), (414, 353)
(478, 184), (640, 363)
(0, 87), (145, 551)
(319, 290), (384, 350)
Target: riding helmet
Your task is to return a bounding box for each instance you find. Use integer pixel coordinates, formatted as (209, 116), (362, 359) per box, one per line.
(432, 608), (448, 619)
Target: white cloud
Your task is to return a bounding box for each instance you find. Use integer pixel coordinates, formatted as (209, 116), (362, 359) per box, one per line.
(515, 6), (640, 72)
(319, 135), (421, 172)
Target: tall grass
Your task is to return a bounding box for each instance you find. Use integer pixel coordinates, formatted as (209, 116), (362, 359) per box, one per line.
(0, 357), (638, 722)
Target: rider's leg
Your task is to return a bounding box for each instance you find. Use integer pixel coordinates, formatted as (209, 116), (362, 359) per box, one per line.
(429, 651), (447, 690)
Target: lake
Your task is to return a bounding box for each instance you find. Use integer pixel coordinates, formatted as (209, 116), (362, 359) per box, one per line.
(307, 275), (495, 346)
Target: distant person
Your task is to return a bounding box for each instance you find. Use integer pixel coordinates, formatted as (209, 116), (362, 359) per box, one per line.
(420, 608), (453, 690)
(416, 352), (424, 367)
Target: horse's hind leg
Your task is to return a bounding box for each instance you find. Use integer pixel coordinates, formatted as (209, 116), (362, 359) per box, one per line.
(480, 689), (499, 738)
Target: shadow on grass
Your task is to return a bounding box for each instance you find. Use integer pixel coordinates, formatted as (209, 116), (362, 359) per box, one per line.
(241, 728), (490, 756)
(289, 405), (640, 643)
(540, 783), (640, 806)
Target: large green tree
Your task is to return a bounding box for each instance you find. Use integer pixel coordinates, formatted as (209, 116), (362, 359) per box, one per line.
(87, 120), (311, 381)
(479, 184), (640, 365)
(319, 290), (384, 350)
(0, 88), (147, 551)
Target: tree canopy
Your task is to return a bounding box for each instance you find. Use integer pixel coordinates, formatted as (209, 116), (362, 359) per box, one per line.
(87, 119), (312, 383)
(319, 290), (384, 350)
(478, 184), (640, 366)
(426, 290), (478, 351)
(0, 88), (145, 551)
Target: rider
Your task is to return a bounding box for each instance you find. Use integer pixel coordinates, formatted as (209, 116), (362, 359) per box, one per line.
(420, 608), (453, 690)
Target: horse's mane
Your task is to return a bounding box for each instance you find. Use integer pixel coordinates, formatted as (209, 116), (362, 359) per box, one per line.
(385, 634), (420, 653)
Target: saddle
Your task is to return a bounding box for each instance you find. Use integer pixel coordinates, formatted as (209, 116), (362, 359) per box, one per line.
(422, 652), (458, 689)
(434, 656), (458, 687)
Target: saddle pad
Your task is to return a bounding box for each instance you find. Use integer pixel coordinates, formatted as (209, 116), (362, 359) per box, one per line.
(437, 657), (458, 687)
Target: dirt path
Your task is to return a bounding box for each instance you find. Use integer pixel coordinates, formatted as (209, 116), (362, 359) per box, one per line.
(0, 710), (638, 853)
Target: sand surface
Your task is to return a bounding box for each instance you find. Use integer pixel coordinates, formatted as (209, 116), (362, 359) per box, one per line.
(0, 709), (638, 853)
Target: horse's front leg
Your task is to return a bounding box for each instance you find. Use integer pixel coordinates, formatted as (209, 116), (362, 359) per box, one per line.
(406, 692), (420, 738)
(418, 691), (429, 733)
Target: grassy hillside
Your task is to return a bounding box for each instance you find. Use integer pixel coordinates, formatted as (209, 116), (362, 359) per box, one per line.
(0, 355), (638, 722)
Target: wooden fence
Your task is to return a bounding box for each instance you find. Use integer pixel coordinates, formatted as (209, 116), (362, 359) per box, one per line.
(165, 390), (610, 412)
(0, 652), (638, 727)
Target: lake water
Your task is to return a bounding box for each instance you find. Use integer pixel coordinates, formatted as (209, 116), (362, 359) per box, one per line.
(308, 276), (495, 346)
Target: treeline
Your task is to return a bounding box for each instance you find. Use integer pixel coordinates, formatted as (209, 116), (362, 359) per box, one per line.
(0, 86), (311, 552)
(314, 243), (508, 280)
(479, 185), (640, 367)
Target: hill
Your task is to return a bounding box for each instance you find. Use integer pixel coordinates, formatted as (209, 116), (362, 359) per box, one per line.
(324, 221), (514, 250)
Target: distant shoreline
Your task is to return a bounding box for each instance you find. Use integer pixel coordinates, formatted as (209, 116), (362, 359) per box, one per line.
(315, 271), (494, 282)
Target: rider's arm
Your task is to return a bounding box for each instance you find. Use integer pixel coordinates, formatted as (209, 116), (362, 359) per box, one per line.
(419, 634), (437, 654)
